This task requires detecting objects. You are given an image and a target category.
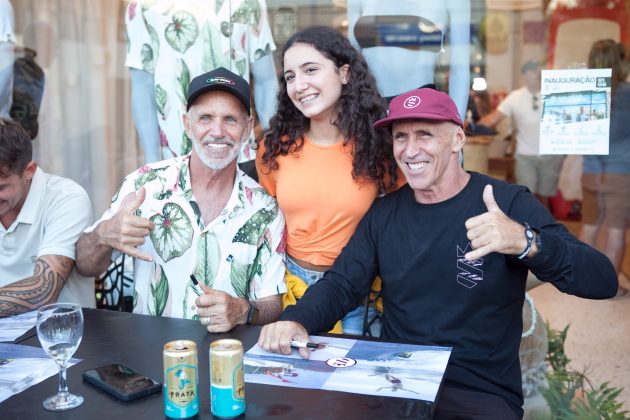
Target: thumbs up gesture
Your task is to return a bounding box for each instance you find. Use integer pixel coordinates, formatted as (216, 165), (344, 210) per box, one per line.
(463, 185), (531, 261)
(96, 187), (155, 261)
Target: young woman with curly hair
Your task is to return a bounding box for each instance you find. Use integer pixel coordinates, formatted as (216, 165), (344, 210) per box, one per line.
(256, 26), (402, 335)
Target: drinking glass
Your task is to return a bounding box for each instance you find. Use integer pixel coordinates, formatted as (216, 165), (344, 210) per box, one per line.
(36, 303), (84, 411)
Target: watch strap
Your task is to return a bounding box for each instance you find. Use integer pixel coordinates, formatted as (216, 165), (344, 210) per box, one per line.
(517, 222), (534, 260)
(246, 300), (258, 325)
(534, 228), (542, 250)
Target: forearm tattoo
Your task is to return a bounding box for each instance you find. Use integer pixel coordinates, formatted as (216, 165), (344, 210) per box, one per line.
(0, 258), (68, 316)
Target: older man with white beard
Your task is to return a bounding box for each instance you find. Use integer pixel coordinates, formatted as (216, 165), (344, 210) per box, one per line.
(76, 68), (286, 332)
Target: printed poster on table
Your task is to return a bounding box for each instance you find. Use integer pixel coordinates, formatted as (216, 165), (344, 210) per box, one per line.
(0, 343), (80, 403)
(245, 336), (451, 402)
(540, 68), (612, 155)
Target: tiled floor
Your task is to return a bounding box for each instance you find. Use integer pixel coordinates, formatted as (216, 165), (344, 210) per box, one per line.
(529, 223), (630, 411)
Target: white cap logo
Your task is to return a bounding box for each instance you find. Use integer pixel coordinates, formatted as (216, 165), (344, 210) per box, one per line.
(403, 96), (421, 109)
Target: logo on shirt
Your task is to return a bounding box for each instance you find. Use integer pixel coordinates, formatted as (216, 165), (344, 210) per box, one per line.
(457, 243), (483, 288)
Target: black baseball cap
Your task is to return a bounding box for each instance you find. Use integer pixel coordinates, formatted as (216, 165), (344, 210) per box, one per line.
(186, 67), (251, 115)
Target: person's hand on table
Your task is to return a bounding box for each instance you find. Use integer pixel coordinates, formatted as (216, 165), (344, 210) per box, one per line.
(258, 321), (311, 359)
(196, 285), (248, 333)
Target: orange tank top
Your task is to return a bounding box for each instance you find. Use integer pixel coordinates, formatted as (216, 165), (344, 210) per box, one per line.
(257, 136), (388, 266)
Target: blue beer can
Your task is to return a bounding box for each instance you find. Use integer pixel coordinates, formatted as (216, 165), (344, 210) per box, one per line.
(163, 340), (199, 419)
(210, 339), (245, 418)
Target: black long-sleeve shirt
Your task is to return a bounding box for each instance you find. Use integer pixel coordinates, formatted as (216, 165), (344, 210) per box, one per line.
(281, 172), (617, 416)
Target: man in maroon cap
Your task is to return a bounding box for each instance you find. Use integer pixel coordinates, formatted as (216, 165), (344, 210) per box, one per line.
(258, 87), (618, 419)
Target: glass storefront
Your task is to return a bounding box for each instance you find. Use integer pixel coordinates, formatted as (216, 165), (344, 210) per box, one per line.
(2, 0), (627, 213)
(1, 1), (626, 210)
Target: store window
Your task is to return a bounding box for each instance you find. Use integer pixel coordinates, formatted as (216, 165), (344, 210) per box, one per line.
(3, 0), (628, 213)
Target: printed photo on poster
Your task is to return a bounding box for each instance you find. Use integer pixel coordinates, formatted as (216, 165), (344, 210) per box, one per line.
(244, 335), (451, 403)
(540, 68), (612, 155)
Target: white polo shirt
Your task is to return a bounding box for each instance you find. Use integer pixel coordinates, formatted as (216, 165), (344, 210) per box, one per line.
(0, 168), (95, 308)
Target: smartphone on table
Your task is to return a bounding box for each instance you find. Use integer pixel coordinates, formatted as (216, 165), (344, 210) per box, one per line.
(83, 363), (161, 401)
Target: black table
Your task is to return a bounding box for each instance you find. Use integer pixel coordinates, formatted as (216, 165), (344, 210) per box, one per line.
(3, 309), (433, 419)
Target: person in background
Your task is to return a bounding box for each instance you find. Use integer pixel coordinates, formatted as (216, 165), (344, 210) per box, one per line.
(480, 60), (565, 211)
(256, 26), (402, 336)
(0, 0), (15, 118)
(75, 68), (286, 332)
(618, 41), (630, 79)
(258, 87), (618, 419)
(580, 39), (630, 296)
(0, 118), (94, 316)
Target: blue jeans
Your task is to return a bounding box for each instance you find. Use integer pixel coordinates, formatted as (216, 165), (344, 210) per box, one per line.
(130, 68), (161, 163)
(285, 256), (381, 337)
(0, 43), (14, 118)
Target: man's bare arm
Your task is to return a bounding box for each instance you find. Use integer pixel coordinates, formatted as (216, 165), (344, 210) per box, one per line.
(0, 255), (74, 316)
(75, 188), (154, 277)
(478, 109), (506, 128)
(251, 294), (283, 326)
(75, 228), (115, 277)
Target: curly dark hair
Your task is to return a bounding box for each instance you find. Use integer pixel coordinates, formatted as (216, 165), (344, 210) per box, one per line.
(258, 26), (397, 192)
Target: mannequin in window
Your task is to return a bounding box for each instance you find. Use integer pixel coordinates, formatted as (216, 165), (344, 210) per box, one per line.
(125, 0), (278, 163)
(0, 0), (15, 119)
(347, 0), (470, 120)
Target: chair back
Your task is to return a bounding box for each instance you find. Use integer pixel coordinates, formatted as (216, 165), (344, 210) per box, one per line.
(95, 254), (133, 312)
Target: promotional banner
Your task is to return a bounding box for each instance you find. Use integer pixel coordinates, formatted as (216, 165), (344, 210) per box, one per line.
(540, 68), (612, 155)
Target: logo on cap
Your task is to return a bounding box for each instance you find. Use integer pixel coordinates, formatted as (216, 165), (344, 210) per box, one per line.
(207, 76), (235, 86)
(403, 96), (421, 109)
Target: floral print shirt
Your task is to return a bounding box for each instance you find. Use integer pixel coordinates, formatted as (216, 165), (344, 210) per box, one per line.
(125, 0), (276, 160)
(89, 155), (287, 319)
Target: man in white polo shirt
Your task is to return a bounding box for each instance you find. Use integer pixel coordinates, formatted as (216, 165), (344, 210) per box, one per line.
(0, 118), (95, 316)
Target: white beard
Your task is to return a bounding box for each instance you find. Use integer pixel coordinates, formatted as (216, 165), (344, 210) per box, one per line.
(193, 134), (243, 171)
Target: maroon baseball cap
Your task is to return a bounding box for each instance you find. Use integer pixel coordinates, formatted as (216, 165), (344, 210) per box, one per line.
(373, 88), (463, 129)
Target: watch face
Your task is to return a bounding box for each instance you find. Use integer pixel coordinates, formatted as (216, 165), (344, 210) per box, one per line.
(526, 230), (534, 239)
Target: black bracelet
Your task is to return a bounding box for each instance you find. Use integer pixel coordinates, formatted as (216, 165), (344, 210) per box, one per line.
(517, 222), (535, 260)
(246, 300), (259, 325)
